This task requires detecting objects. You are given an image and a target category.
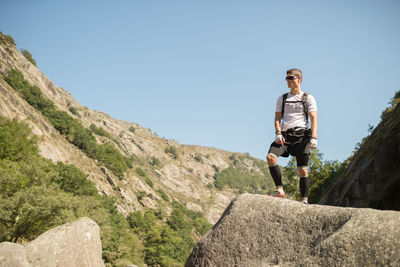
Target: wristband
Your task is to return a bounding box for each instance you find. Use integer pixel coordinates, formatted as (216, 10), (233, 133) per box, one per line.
(311, 137), (318, 140)
(275, 130), (281, 134)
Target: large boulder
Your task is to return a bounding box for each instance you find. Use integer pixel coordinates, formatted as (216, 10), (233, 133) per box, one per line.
(0, 242), (30, 267)
(186, 194), (400, 266)
(0, 217), (105, 267)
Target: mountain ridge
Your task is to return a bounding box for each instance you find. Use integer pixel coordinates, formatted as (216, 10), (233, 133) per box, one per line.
(0, 34), (274, 224)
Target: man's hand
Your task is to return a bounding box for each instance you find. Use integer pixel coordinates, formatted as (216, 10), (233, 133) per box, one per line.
(309, 138), (318, 149)
(275, 134), (285, 145)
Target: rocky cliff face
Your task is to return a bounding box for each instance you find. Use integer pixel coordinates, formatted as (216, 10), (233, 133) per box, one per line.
(0, 218), (104, 267)
(186, 194), (400, 266)
(0, 37), (271, 224)
(319, 102), (400, 210)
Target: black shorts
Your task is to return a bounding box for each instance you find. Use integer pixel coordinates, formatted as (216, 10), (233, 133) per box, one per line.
(268, 128), (311, 167)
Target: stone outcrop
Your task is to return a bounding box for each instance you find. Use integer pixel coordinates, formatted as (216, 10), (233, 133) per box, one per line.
(0, 218), (104, 267)
(186, 194), (400, 267)
(319, 103), (400, 210)
(0, 242), (30, 267)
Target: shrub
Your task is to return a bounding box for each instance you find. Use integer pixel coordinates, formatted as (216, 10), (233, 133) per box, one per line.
(144, 177), (153, 188)
(124, 156), (133, 169)
(136, 191), (147, 201)
(194, 153), (203, 162)
(135, 167), (146, 177)
(157, 189), (169, 202)
(126, 202), (211, 266)
(68, 106), (79, 115)
(150, 157), (161, 166)
(165, 146), (178, 159)
(54, 162), (98, 196)
(20, 49), (37, 66)
(0, 117), (39, 161)
(0, 31), (16, 46)
(193, 217), (212, 235)
(90, 124), (112, 139)
(212, 164), (220, 172)
(129, 126), (135, 133)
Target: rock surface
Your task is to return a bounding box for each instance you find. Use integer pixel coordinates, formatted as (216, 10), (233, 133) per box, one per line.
(319, 103), (400, 210)
(0, 218), (104, 267)
(0, 242), (30, 267)
(186, 193), (400, 267)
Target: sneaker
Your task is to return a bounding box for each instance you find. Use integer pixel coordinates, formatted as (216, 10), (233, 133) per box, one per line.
(302, 200), (308, 204)
(271, 191), (286, 198)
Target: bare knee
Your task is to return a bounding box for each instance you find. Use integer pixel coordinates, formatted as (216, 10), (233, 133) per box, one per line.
(297, 166), (308, 177)
(267, 153), (278, 166)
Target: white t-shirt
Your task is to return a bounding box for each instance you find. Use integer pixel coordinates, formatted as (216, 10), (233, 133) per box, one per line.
(275, 92), (317, 131)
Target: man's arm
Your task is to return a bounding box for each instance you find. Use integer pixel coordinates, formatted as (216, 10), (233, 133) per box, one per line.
(309, 111), (318, 138)
(274, 112), (282, 133)
(274, 112), (285, 144)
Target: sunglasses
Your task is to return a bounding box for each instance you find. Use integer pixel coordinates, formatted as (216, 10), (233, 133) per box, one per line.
(286, 76), (300, 81)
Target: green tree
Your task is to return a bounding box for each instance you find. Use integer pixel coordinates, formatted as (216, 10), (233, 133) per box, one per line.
(283, 149), (344, 202)
(54, 162), (98, 196)
(0, 117), (38, 161)
(20, 49), (37, 66)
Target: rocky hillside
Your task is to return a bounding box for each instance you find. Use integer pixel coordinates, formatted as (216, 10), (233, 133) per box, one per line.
(319, 97), (400, 210)
(186, 194), (400, 266)
(0, 32), (274, 224)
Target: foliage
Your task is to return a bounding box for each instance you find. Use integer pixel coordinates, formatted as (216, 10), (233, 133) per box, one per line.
(381, 90), (400, 120)
(0, 117), (39, 161)
(214, 160), (274, 194)
(150, 156), (161, 167)
(157, 189), (169, 202)
(129, 126), (135, 133)
(389, 90), (400, 107)
(68, 106), (79, 115)
(135, 167), (146, 177)
(124, 156), (134, 169)
(212, 164), (220, 172)
(20, 49), (37, 66)
(53, 162), (98, 196)
(0, 31), (16, 46)
(4, 70), (128, 178)
(194, 153), (203, 162)
(0, 116), (144, 266)
(145, 177), (153, 188)
(90, 124), (118, 144)
(283, 149), (346, 202)
(127, 201), (211, 266)
(165, 146), (179, 159)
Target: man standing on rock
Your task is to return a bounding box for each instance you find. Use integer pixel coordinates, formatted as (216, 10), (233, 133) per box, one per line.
(266, 68), (318, 204)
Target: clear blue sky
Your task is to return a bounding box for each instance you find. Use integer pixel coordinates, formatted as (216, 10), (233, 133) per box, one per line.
(1, 0), (399, 165)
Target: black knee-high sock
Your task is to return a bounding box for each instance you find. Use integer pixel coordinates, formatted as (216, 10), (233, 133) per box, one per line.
(300, 177), (309, 198)
(269, 165), (282, 186)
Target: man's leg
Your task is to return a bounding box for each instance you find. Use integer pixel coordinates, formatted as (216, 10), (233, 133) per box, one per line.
(297, 166), (309, 203)
(296, 153), (310, 203)
(267, 142), (286, 196)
